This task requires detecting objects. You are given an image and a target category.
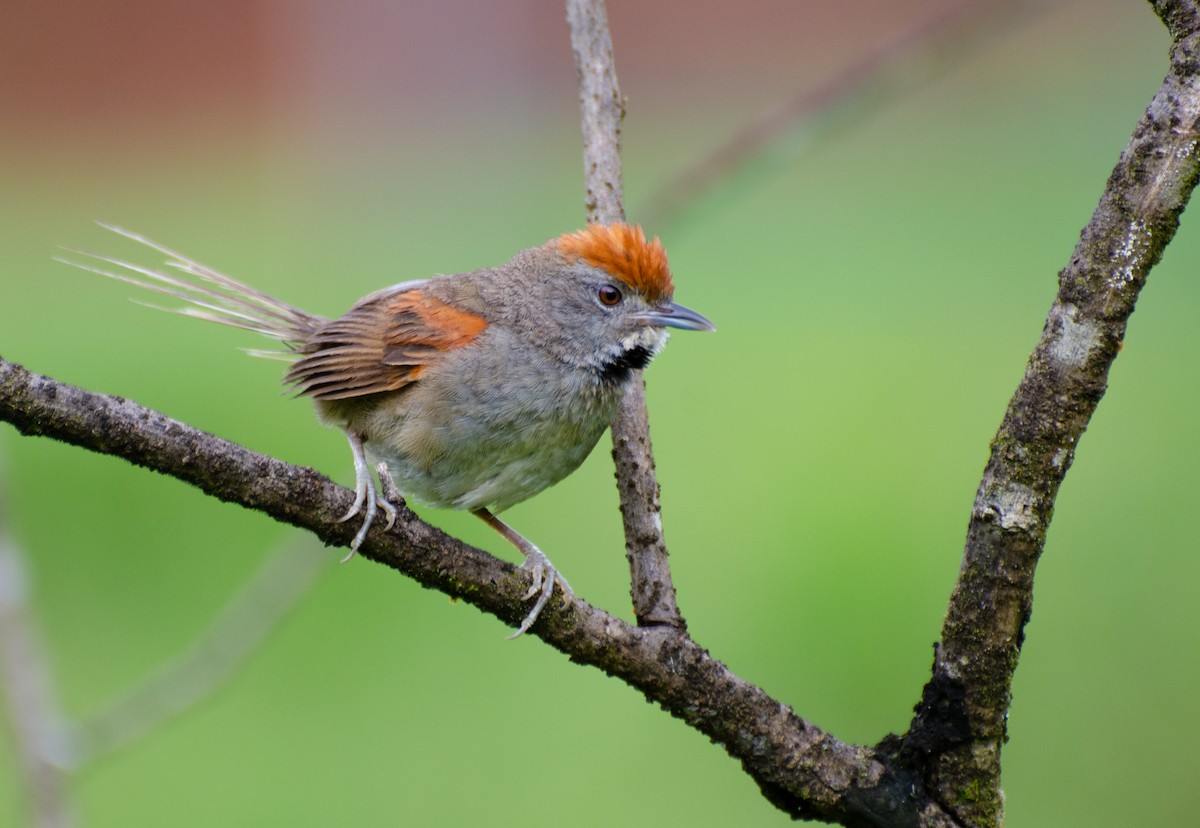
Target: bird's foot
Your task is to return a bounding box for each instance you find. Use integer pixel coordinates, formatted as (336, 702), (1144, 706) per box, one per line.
(508, 547), (574, 639)
(337, 433), (399, 560)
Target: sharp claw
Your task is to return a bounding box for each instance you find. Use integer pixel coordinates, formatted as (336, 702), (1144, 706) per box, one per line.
(379, 494), (399, 531)
(339, 431), (372, 528)
(338, 432), (399, 561)
(506, 549), (574, 639)
(375, 461), (400, 531)
(338, 480), (367, 524)
(341, 490), (376, 561)
(519, 557), (543, 602)
(554, 572), (575, 607)
(375, 463), (399, 520)
(472, 508), (573, 639)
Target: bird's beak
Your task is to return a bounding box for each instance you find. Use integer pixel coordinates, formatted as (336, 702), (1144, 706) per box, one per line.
(634, 301), (716, 332)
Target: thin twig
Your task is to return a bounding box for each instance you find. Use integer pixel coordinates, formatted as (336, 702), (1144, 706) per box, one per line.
(565, 0), (625, 225)
(566, 0), (685, 629)
(640, 0), (1056, 228)
(1, 2), (1196, 824)
(69, 540), (329, 764)
(0, 458), (76, 828)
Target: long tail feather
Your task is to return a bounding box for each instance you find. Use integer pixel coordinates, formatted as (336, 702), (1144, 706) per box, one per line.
(57, 223), (326, 351)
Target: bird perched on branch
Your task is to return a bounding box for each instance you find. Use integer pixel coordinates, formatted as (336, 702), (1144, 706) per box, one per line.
(62, 223), (714, 636)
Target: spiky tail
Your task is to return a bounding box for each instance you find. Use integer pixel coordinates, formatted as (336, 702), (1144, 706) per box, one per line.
(57, 224), (326, 357)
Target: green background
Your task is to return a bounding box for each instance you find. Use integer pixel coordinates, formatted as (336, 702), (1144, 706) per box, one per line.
(2, 2), (1196, 825)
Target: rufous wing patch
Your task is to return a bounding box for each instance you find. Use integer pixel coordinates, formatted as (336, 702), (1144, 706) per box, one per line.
(286, 287), (487, 401)
(556, 223), (674, 304)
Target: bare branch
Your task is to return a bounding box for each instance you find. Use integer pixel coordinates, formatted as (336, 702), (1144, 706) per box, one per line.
(640, 0), (1055, 228)
(70, 541), (328, 764)
(0, 356), (942, 825)
(0, 471), (76, 828)
(565, 0), (625, 226)
(2, 2), (1197, 825)
(566, 0), (685, 630)
(899, 1), (1200, 821)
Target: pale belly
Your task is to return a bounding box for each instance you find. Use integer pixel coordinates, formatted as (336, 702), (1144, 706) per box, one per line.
(356, 377), (621, 512)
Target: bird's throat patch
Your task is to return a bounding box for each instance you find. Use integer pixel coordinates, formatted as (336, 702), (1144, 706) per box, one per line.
(598, 344), (654, 386)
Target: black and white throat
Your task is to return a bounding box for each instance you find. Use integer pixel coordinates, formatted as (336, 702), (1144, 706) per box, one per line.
(595, 328), (669, 387)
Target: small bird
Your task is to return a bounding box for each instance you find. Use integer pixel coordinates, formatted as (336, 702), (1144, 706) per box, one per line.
(63, 223), (713, 636)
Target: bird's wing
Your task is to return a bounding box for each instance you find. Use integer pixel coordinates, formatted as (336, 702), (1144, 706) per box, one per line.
(286, 283), (488, 401)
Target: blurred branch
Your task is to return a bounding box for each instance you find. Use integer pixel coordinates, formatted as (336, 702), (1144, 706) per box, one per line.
(567, 0), (685, 630)
(895, 0), (1200, 822)
(566, 0), (625, 225)
(0, 441), (326, 826)
(0, 462), (76, 828)
(640, 0), (1056, 228)
(69, 541), (328, 764)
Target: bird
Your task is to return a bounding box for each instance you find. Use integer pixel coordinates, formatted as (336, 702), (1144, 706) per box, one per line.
(61, 222), (714, 637)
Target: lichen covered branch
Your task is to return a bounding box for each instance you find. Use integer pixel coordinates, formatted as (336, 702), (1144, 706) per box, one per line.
(903, 2), (1200, 822)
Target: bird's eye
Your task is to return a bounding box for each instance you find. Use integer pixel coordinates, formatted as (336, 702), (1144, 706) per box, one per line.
(598, 284), (623, 306)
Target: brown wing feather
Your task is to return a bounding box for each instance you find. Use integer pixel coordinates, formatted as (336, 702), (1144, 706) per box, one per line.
(286, 286), (488, 401)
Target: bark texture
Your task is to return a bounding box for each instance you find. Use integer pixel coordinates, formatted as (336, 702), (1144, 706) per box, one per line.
(0, 358), (922, 825)
(900, 2), (1200, 822)
(567, 0), (685, 630)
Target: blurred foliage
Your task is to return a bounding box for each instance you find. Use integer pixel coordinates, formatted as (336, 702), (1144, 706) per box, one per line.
(1, 3), (1198, 826)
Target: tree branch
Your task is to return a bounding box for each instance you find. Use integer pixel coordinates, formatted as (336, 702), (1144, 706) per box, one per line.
(2, 1), (1197, 825)
(566, 0), (685, 630)
(0, 356), (935, 825)
(899, 1), (1200, 821)
(566, 0), (625, 225)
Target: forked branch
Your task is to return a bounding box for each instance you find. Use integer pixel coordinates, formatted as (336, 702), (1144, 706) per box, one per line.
(1, 1), (1197, 826)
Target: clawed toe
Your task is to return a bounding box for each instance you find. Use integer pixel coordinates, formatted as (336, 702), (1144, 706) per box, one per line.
(379, 496), (399, 530)
(507, 551), (575, 639)
(518, 555), (546, 602)
(472, 507), (574, 639)
(375, 462), (401, 530)
(338, 486), (367, 525)
(338, 432), (399, 561)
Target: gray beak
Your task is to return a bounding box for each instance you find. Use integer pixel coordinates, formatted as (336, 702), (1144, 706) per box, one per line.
(635, 301), (716, 332)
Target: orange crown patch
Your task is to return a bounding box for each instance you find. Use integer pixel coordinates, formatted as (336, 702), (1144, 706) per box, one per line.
(556, 223), (674, 303)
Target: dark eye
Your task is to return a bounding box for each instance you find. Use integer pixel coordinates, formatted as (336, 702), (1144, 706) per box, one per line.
(598, 284), (623, 306)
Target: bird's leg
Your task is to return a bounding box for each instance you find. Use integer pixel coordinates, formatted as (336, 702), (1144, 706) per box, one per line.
(472, 508), (574, 638)
(337, 430), (398, 560)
